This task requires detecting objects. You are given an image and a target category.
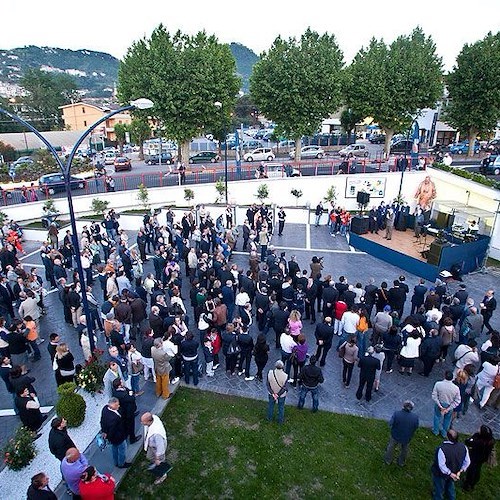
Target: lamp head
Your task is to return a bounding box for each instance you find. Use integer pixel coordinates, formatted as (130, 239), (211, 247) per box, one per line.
(130, 98), (154, 110)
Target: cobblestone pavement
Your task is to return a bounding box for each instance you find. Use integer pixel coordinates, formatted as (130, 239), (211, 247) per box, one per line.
(0, 222), (499, 454)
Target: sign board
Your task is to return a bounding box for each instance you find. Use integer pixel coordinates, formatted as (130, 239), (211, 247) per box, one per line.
(345, 177), (386, 198)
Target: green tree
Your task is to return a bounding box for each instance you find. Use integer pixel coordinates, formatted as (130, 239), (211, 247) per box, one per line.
(345, 27), (443, 155)
(250, 29), (344, 161)
(114, 123), (129, 154)
(137, 183), (150, 210)
(340, 108), (363, 145)
(20, 68), (78, 130)
(118, 25), (241, 162)
(129, 118), (151, 160)
(0, 98), (24, 133)
(444, 32), (500, 157)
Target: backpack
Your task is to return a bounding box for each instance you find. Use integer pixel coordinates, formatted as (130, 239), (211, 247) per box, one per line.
(227, 336), (241, 356)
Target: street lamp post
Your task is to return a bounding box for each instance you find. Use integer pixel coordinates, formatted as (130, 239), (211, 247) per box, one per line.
(0, 98), (153, 354)
(214, 102), (228, 204)
(398, 118), (420, 198)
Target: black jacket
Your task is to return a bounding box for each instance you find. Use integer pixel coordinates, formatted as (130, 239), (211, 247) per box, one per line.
(26, 485), (57, 500)
(358, 355), (380, 378)
(48, 427), (75, 461)
(237, 332), (254, 352)
(299, 364), (324, 388)
(315, 322), (335, 346)
(100, 406), (127, 444)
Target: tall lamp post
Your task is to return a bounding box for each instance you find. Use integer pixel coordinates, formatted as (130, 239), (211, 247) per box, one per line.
(0, 98), (153, 353)
(398, 117), (420, 197)
(214, 101), (228, 205)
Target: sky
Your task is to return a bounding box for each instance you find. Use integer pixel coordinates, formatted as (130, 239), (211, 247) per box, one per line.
(2, 0), (499, 71)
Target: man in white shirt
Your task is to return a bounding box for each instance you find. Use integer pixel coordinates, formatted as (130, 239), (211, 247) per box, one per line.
(280, 331), (296, 375)
(453, 340), (480, 376)
(141, 412), (171, 485)
(338, 306), (360, 349)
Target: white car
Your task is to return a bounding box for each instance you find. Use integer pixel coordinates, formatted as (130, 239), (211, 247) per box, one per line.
(243, 148), (275, 162)
(288, 145), (325, 159)
(256, 162), (301, 178)
(103, 151), (117, 165)
(339, 143), (369, 158)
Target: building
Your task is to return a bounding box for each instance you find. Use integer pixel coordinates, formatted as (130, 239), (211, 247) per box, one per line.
(59, 101), (132, 142)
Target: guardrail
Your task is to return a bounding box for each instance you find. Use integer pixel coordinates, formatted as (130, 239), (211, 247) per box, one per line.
(0, 156), (416, 207)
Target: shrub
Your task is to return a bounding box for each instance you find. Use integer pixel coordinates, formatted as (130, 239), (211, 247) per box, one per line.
(56, 389), (86, 428)
(2, 426), (37, 470)
(76, 348), (106, 395)
(256, 183), (269, 201)
(432, 162), (500, 190)
(91, 198), (110, 217)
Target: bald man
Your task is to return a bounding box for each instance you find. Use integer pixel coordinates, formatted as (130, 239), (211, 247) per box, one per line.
(60, 447), (88, 497)
(141, 412), (171, 485)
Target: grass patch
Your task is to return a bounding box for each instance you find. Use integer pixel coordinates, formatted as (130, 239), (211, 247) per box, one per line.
(119, 209), (148, 215)
(23, 219), (70, 229)
(118, 387), (499, 500)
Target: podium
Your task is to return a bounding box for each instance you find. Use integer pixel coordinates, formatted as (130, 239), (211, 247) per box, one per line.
(351, 216), (369, 235)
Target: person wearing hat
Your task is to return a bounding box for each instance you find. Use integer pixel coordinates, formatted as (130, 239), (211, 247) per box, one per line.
(355, 346), (381, 402)
(266, 360), (289, 424)
(384, 400), (419, 466)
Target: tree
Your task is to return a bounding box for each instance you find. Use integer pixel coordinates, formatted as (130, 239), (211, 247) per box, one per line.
(256, 184), (269, 202)
(323, 185), (337, 205)
(20, 68), (78, 131)
(90, 198), (109, 217)
(114, 123), (129, 155)
(291, 188), (303, 206)
(250, 29), (344, 161)
(129, 118), (151, 160)
(214, 178), (226, 203)
(118, 25), (241, 162)
(0, 98), (24, 133)
(345, 27), (443, 155)
(340, 108), (363, 146)
(184, 188), (195, 205)
(137, 183), (150, 210)
(444, 32), (500, 157)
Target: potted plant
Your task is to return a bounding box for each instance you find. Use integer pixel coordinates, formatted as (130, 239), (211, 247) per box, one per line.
(291, 188), (303, 206)
(2, 426), (37, 470)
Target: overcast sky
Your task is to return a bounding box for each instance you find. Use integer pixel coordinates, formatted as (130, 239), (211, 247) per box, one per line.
(3, 0), (499, 70)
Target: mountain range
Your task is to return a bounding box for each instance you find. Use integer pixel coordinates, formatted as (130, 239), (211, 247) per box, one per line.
(0, 43), (259, 98)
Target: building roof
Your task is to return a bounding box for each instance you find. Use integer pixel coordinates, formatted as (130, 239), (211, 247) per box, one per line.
(0, 130), (89, 150)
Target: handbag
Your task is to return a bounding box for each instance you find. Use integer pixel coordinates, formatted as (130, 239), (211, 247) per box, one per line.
(131, 360), (144, 375)
(338, 342), (346, 358)
(493, 366), (500, 390)
(96, 433), (108, 451)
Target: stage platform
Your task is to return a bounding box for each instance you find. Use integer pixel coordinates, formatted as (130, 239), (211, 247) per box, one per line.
(349, 228), (490, 282)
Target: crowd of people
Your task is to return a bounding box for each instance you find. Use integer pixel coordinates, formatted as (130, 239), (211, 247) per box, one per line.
(0, 202), (496, 498)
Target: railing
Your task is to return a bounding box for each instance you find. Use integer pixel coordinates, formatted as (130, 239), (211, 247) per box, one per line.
(0, 156), (418, 206)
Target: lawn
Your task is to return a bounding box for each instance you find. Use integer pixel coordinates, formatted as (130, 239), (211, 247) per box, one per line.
(118, 387), (499, 500)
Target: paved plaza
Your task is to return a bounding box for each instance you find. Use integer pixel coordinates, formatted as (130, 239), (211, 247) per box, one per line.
(0, 220), (499, 490)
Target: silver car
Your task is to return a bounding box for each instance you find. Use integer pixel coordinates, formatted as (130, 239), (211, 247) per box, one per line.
(288, 145), (325, 159)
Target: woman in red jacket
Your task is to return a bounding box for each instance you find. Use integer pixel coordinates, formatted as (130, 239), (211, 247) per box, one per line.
(79, 466), (115, 500)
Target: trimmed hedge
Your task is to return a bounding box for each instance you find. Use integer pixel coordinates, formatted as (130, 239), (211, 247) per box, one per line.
(432, 162), (500, 190)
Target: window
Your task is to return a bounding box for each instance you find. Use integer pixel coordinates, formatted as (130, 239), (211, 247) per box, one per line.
(82, 107), (85, 114)
(84, 121), (87, 127)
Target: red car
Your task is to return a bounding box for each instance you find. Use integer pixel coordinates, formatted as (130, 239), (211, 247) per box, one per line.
(114, 156), (132, 172)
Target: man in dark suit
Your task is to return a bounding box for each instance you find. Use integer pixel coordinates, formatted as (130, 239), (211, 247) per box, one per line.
(0, 275), (15, 321)
(112, 378), (140, 444)
(410, 278), (428, 315)
(355, 346), (381, 402)
(314, 317), (335, 367)
(480, 289), (497, 334)
(388, 280), (406, 319)
(100, 397), (131, 468)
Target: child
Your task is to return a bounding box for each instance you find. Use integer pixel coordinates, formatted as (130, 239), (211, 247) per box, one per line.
(203, 338), (214, 377)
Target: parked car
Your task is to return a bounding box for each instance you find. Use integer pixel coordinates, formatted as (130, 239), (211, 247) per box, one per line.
(114, 156), (132, 172)
(243, 148), (275, 162)
(390, 139), (414, 154)
(9, 156), (33, 175)
(278, 140), (297, 149)
(38, 173), (86, 195)
(240, 140), (264, 150)
(484, 156), (500, 176)
(145, 152), (175, 165)
(256, 162), (301, 178)
(339, 143), (369, 158)
(369, 134), (386, 144)
(485, 138), (500, 153)
(103, 151), (117, 165)
(449, 141), (480, 154)
(189, 151), (220, 164)
(288, 145), (325, 159)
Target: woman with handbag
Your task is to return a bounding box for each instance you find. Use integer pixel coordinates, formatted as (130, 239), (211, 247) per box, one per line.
(54, 343), (75, 385)
(475, 355), (500, 408)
